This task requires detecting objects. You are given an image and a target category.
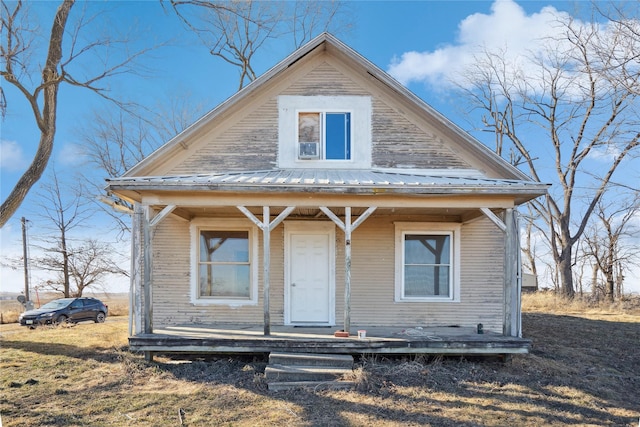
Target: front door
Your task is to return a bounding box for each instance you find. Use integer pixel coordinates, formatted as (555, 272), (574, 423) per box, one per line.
(285, 222), (335, 325)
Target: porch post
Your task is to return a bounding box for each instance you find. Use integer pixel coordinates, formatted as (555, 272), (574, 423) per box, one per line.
(319, 206), (376, 334)
(503, 208), (520, 337)
(344, 207), (352, 333)
(263, 206), (271, 336)
(142, 205), (153, 335)
(131, 203), (144, 336)
(237, 205), (295, 336)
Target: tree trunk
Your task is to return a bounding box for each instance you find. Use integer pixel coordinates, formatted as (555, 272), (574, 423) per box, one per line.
(61, 232), (70, 298)
(1, 131), (56, 227)
(558, 246), (575, 298)
(591, 264), (598, 300)
(615, 263), (624, 299)
(0, 0), (74, 227)
(605, 267), (614, 303)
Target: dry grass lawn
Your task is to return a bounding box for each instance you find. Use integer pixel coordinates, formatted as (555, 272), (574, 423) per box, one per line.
(1, 293), (639, 426)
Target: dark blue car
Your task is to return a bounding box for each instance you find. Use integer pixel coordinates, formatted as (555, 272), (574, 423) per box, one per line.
(18, 297), (109, 328)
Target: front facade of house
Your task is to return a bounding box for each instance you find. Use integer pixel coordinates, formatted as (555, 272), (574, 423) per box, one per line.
(106, 34), (547, 344)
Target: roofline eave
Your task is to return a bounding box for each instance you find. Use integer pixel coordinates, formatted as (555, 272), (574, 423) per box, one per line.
(105, 182), (549, 197)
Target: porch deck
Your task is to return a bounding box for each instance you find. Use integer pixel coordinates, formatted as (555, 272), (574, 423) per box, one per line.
(129, 324), (531, 356)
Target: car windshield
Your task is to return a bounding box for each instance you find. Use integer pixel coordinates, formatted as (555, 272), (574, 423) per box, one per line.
(40, 299), (73, 310)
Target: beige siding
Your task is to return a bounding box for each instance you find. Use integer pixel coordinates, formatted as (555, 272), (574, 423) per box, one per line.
(151, 215), (505, 332)
(151, 217), (192, 326)
(371, 100), (472, 169)
(165, 56), (474, 176)
(152, 216), (263, 327)
(281, 61), (369, 97)
(349, 217), (504, 332)
(169, 100), (279, 174)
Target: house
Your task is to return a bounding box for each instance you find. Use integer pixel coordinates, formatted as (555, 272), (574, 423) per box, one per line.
(105, 33), (548, 358)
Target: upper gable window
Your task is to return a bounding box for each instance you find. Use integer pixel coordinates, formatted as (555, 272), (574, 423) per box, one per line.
(279, 96), (371, 169)
(298, 112), (351, 160)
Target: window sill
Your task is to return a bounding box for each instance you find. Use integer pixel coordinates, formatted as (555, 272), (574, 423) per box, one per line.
(192, 298), (258, 307)
(395, 297), (459, 303)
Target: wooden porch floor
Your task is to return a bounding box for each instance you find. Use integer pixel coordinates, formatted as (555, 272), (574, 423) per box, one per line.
(129, 324), (531, 356)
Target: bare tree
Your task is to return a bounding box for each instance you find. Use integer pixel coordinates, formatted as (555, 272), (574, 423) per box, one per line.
(459, 9), (640, 298)
(26, 168), (127, 297)
(0, 0), (150, 227)
(167, 0), (352, 90)
(35, 238), (127, 297)
(33, 167), (91, 297)
(77, 97), (206, 234)
(582, 194), (640, 301)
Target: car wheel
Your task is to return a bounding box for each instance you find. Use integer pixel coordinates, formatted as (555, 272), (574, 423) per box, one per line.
(95, 312), (106, 323)
(55, 315), (69, 326)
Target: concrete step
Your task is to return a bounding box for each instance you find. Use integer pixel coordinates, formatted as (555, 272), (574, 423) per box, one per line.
(268, 352), (354, 368)
(265, 365), (351, 382)
(267, 380), (356, 392)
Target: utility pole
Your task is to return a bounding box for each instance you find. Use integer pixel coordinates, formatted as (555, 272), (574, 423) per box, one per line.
(21, 217), (29, 302)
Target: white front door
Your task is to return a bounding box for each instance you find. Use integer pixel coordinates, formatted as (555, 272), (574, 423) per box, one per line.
(285, 222), (335, 325)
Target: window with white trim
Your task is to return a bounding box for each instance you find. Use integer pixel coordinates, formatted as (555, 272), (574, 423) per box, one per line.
(278, 95), (371, 169)
(190, 220), (258, 305)
(395, 223), (460, 302)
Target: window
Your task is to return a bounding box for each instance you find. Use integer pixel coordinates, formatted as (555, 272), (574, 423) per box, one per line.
(198, 230), (250, 298)
(190, 220), (258, 305)
(395, 223), (460, 302)
(404, 234), (450, 297)
(70, 299), (84, 309)
(278, 95), (371, 169)
(298, 112), (351, 160)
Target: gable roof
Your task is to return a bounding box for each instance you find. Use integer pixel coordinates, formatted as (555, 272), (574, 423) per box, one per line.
(122, 33), (533, 182)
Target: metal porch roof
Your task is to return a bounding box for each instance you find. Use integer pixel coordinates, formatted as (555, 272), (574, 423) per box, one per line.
(106, 169), (549, 198)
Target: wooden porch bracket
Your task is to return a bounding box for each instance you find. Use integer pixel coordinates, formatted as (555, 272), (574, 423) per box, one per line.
(237, 206), (296, 336)
(149, 205), (176, 228)
(320, 206), (377, 333)
(480, 207), (506, 232)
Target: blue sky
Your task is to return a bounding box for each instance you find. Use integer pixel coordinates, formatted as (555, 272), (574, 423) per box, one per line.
(1, 0), (638, 294)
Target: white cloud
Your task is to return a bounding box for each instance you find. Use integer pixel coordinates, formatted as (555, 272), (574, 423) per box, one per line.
(57, 143), (88, 167)
(388, 0), (572, 88)
(0, 139), (28, 172)
(587, 145), (622, 162)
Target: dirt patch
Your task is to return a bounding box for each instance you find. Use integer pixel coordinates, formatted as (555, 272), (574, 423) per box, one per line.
(1, 306), (638, 426)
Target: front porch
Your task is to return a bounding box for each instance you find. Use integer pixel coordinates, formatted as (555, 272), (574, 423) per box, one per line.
(129, 324), (531, 356)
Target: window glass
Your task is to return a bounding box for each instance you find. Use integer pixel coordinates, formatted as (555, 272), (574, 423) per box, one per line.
(200, 231), (249, 263)
(404, 234), (451, 297)
(198, 230), (250, 298)
(198, 264), (250, 298)
(298, 112), (320, 143)
(325, 113), (351, 160)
